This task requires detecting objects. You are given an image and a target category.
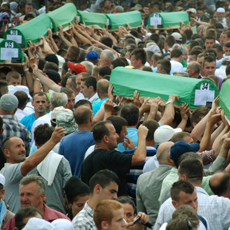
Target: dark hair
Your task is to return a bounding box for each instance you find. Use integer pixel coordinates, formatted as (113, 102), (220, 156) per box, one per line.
(120, 103), (139, 126)
(14, 91), (29, 109)
(226, 64), (230, 76)
(117, 196), (136, 214)
(183, 29), (193, 40)
(189, 41), (199, 51)
(190, 106), (209, 124)
(34, 124), (54, 146)
(32, 92), (48, 101)
(15, 207), (43, 230)
(81, 77), (97, 92)
(178, 158), (203, 184)
(171, 48), (183, 58)
(68, 46), (80, 60)
(0, 117), (3, 130)
(101, 36), (113, 48)
(202, 55), (215, 67)
(99, 66), (111, 77)
(209, 171), (230, 196)
(61, 73), (73, 87)
(60, 87), (75, 97)
(142, 120), (159, 141)
(158, 59), (171, 74)
(92, 120), (112, 144)
(131, 48), (147, 65)
(213, 44), (223, 53)
(74, 99), (92, 110)
(150, 33), (160, 44)
(43, 62), (59, 72)
(0, 80), (8, 98)
(111, 58), (126, 68)
(74, 105), (92, 125)
(89, 169), (120, 194)
(165, 35), (175, 48)
(170, 180), (195, 202)
(106, 116), (128, 135)
(170, 132), (191, 143)
(224, 41), (230, 48)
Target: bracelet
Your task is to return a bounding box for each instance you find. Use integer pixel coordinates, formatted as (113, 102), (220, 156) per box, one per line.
(24, 68), (29, 72)
(165, 101), (173, 105)
(35, 78), (41, 82)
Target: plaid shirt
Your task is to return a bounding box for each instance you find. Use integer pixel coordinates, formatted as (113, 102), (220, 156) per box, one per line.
(72, 202), (97, 230)
(0, 115), (30, 155)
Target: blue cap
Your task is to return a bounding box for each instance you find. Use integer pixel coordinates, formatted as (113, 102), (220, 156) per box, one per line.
(170, 141), (200, 166)
(85, 51), (99, 61)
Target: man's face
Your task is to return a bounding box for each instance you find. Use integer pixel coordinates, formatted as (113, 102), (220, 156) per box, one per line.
(143, 7), (149, 14)
(197, 10), (203, 19)
(117, 126), (128, 144)
(67, 94), (75, 111)
(8, 77), (21, 86)
(213, 48), (222, 60)
(6, 137), (26, 163)
(32, 95), (48, 115)
(225, 46), (230, 56)
(80, 81), (91, 99)
(20, 182), (45, 209)
(183, 48), (188, 62)
(123, 203), (135, 223)
(205, 39), (215, 49)
(197, 57), (204, 67)
(76, 75), (83, 92)
(99, 181), (118, 201)
(106, 123), (119, 150)
(25, 4), (33, 14)
(189, 55), (197, 62)
(107, 208), (126, 230)
(220, 33), (227, 45)
(99, 53), (107, 67)
(66, 78), (72, 88)
(217, 12), (225, 21)
(104, 0), (112, 9)
(131, 55), (141, 68)
(186, 63), (193, 77)
(203, 61), (216, 76)
(173, 190), (198, 211)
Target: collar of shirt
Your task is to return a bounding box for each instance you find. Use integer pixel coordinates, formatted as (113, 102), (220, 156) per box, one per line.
(88, 93), (99, 103)
(84, 201), (93, 217)
(195, 186), (208, 195)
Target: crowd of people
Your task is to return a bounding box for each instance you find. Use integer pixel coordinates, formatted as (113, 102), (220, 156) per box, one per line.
(1, 0), (230, 229)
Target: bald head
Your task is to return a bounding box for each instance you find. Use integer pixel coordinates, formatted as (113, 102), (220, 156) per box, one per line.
(97, 79), (109, 95)
(74, 105), (92, 125)
(157, 141), (174, 164)
(209, 171), (230, 197)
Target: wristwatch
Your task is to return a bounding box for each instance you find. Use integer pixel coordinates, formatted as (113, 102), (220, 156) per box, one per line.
(165, 101), (173, 105)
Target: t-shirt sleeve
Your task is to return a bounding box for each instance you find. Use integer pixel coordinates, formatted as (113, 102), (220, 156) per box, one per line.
(106, 150), (132, 175)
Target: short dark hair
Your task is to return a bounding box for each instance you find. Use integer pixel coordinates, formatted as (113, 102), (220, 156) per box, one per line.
(111, 58), (126, 68)
(202, 55), (215, 67)
(178, 158), (203, 184)
(226, 64), (230, 76)
(150, 33), (160, 44)
(89, 169), (120, 194)
(120, 103), (139, 126)
(81, 77), (97, 92)
(170, 180), (195, 202)
(43, 62), (59, 72)
(205, 36), (215, 42)
(15, 207), (43, 230)
(117, 196), (136, 214)
(171, 48), (183, 58)
(74, 99), (92, 109)
(101, 36), (113, 48)
(60, 87), (75, 97)
(14, 91), (29, 109)
(209, 171), (230, 196)
(189, 40), (199, 51)
(131, 48), (147, 65)
(74, 105), (92, 125)
(224, 41), (230, 48)
(32, 92), (48, 101)
(34, 124), (54, 146)
(99, 66), (111, 77)
(0, 80), (8, 98)
(92, 120), (112, 144)
(170, 132), (191, 143)
(158, 59), (171, 74)
(183, 29), (193, 40)
(190, 106), (210, 124)
(142, 119), (159, 141)
(165, 35), (175, 47)
(106, 116), (127, 135)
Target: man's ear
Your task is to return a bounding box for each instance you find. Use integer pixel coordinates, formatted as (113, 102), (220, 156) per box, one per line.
(94, 184), (101, 194)
(103, 135), (109, 144)
(101, 221), (109, 230)
(89, 86), (94, 92)
(3, 149), (10, 159)
(172, 200), (177, 209)
(0, 128), (4, 135)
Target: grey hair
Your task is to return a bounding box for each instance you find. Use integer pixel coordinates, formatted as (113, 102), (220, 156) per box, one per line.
(92, 47), (103, 58)
(102, 49), (115, 64)
(190, 61), (201, 74)
(50, 92), (68, 109)
(115, 6), (124, 12)
(81, 61), (94, 75)
(20, 175), (45, 195)
(173, 71), (189, 77)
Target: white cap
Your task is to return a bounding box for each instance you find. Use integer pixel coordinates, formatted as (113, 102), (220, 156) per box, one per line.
(189, 8), (196, 14)
(154, 125), (182, 145)
(0, 174), (5, 186)
(22, 218), (55, 230)
(217, 7), (225, 13)
(52, 219), (74, 230)
(51, 106), (73, 121)
(171, 32), (182, 42)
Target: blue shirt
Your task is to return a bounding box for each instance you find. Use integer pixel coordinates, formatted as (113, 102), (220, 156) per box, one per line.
(20, 113), (36, 134)
(58, 130), (95, 177)
(92, 98), (108, 117)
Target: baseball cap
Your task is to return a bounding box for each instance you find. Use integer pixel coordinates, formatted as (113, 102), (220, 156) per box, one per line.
(171, 32), (182, 42)
(22, 217), (55, 230)
(0, 174), (5, 186)
(217, 7), (225, 13)
(0, 94), (18, 111)
(68, 61), (87, 74)
(10, 2), (18, 11)
(51, 219), (74, 230)
(45, 54), (59, 66)
(170, 141), (200, 166)
(55, 112), (78, 134)
(154, 125), (182, 145)
(85, 51), (99, 61)
(51, 106), (73, 121)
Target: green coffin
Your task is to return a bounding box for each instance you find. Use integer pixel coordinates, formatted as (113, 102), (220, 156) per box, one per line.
(219, 79), (230, 121)
(106, 11), (142, 30)
(78, 11), (107, 28)
(4, 14), (52, 48)
(110, 67), (219, 109)
(0, 39), (25, 63)
(148, 11), (189, 28)
(48, 3), (77, 32)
